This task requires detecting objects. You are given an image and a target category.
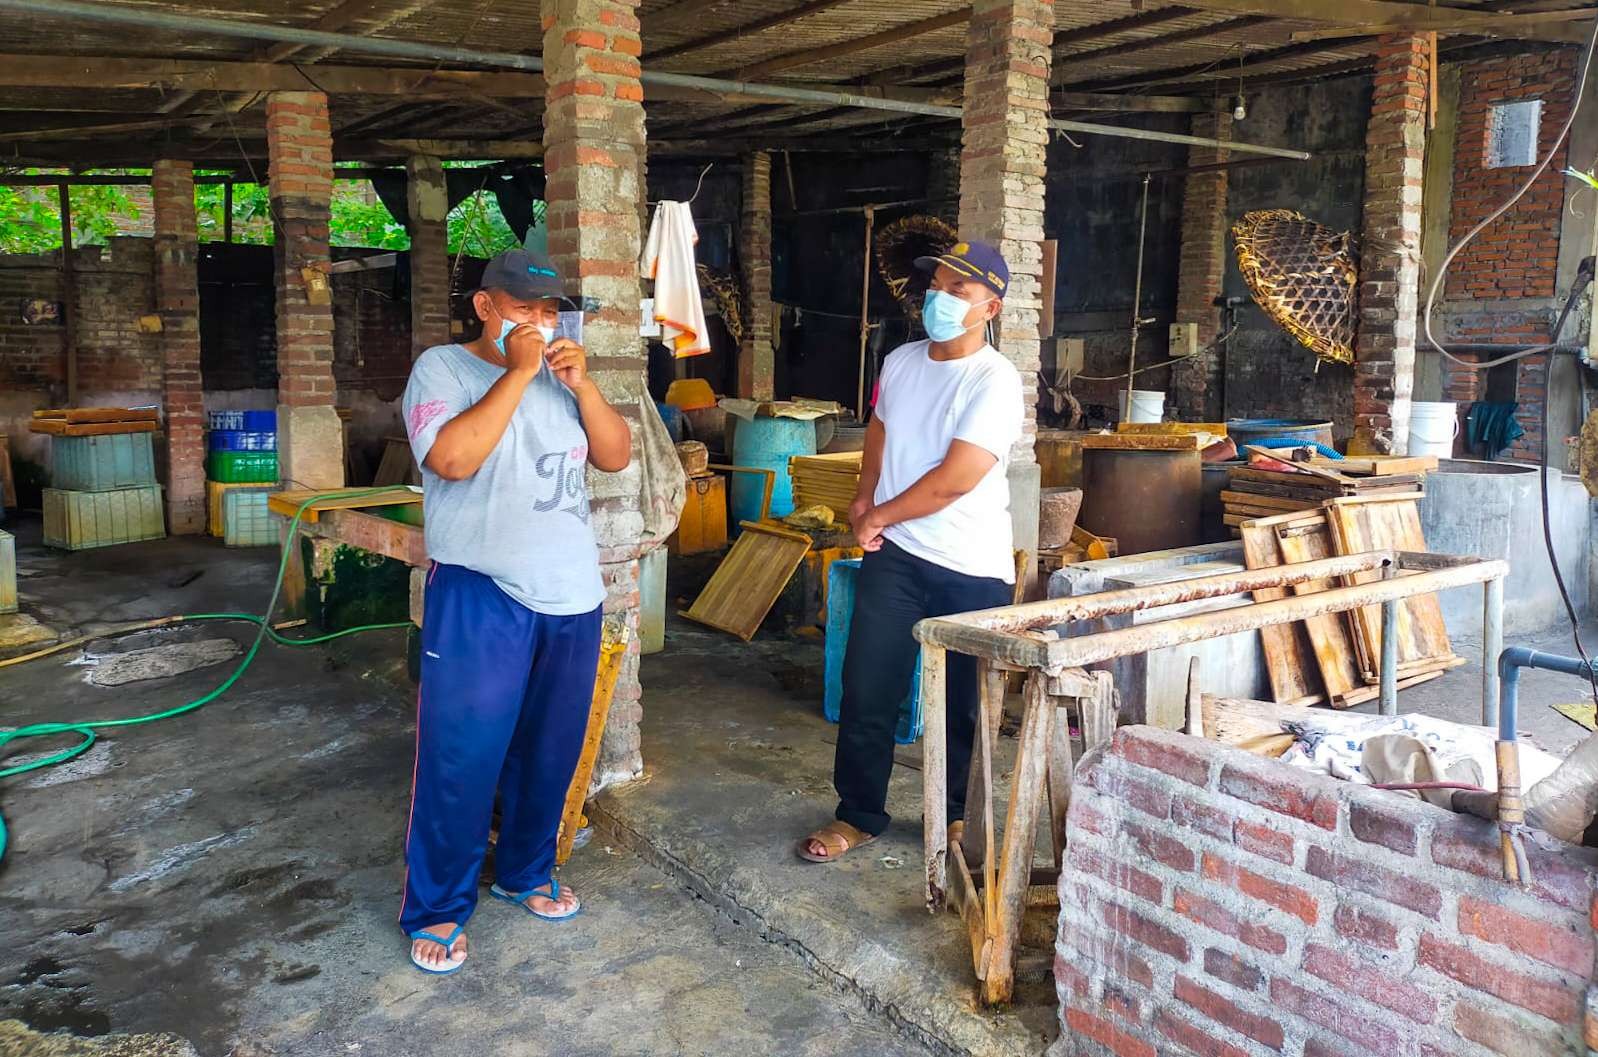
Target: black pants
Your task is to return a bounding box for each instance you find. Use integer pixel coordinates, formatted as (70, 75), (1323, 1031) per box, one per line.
(834, 540), (1012, 836)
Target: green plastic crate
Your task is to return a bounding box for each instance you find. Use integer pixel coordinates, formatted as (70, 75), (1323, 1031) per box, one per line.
(52, 433), (157, 491)
(222, 488), (280, 547)
(207, 450), (279, 484)
(43, 486), (165, 550)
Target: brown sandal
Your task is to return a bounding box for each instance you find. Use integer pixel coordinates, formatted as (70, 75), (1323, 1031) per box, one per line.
(795, 820), (878, 863)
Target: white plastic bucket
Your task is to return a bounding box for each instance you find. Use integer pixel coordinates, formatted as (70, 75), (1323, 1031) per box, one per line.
(1118, 389), (1165, 424)
(1410, 401), (1459, 457)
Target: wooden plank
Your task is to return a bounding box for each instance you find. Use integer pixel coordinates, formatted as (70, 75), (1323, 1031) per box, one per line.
(1220, 489), (1318, 512)
(373, 437), (418, 487)
(1081, 432), (1201, 451)
(1322, 495), (1457, 680)
(29, 419), (158, 436)
(33, 407), (159, 423)
(1243, 446), (1352, 483)
(1116, 422), (1227, 436)
(1308, 455), (1437, 476)
(1173, 0), (1589, 43)
(680, 521), (812, 640)
(0, 433), (15, 508)
(922, 645), (949, 911)
(1272, 514), (1369, 706)
(726, 8), (972, 80)
(1239, 519), (1324, 707)
(267, 486), (421, 523)
(963, 662), (1005, 876)
(1047, 694), (1075, 870)
(556, 623), (629, 865)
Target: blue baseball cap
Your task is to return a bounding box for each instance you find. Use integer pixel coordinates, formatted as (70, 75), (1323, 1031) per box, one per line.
(914, 239), (1010, 299)
(478, 247), (575, 306)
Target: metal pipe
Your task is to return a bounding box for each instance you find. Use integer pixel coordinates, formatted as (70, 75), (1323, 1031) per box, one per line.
(0, 0), (1314, 162)
(1380, 563), (1399, 716)
(1498, 646), (1598, 742)
(1482, 577), (1503, 727)
(1126, 174), (1150, 421)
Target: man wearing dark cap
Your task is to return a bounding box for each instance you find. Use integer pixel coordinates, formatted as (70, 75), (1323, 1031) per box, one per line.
(398, 248), (631, 974)
(798, 240), (1023, 864)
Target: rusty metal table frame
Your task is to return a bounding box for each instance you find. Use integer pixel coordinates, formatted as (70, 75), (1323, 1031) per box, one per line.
(912, 549), (1506, 1006)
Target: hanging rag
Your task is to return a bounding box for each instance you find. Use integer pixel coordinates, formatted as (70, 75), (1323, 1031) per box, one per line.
(1465, 401), (1525, 458)
(641, 201), (710, 358)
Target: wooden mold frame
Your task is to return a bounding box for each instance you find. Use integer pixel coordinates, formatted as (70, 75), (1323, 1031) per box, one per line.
(912, 549), (1505, 1007)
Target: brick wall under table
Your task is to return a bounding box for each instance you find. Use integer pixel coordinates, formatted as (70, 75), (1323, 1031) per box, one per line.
(1056, 726), (1597, 1057)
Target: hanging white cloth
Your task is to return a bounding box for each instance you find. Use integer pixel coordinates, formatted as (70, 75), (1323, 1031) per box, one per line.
(641, 201), (710, 358)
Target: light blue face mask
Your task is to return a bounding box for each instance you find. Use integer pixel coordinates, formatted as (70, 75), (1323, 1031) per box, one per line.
(922, 289), (992, 342)
(492, 318), (556, 354)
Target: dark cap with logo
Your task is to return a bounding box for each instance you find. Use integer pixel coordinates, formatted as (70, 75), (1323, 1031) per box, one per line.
(913, 239), (1010, 299)
(477, 247), (572, 304)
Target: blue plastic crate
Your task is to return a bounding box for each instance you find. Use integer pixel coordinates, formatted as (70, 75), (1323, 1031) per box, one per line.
(824, 558), (922, 744)
(208, 429), (277, 452)
(208, 409), (276, 431)
(51, 433), (157, 491)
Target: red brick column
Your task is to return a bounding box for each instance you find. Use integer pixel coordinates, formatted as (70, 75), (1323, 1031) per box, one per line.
(1354, 35), (1431, 455)
(542, 0), (648, 788)
(266, 90), (343, 488)
(959, 0), (1053, 556)
(406, 153), (451, 361)
(738, 151), (774, 401)
(152, 160), (206, 534)
(1172, 112), (1232, 423)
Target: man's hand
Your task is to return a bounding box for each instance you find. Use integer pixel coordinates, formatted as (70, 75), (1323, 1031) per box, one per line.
(546, 338), (589, 391)
(854, 507), (888, 553)
(849, 495), (873, 530)
(503, 324), (546, 377)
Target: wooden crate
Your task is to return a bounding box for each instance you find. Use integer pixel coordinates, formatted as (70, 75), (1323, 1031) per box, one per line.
(668, 474), (729, 556)
(43, 485), (165, 550)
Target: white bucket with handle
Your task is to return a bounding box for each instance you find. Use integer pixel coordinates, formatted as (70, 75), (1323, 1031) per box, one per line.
(1118, 389), (1165, 424)
(1410, 401), (1459, 458)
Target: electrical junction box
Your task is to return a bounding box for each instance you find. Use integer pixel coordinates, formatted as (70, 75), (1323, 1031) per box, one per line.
(1169, 322), (1199, 359)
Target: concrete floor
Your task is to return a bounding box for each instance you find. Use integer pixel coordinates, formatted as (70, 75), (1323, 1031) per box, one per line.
(7, 517), (1598, 1057)
(0, 521), (934, 1057)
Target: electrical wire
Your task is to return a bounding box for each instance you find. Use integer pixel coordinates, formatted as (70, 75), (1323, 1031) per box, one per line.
(0, 489), (413, 864)
(1421, 15), (1598, 371)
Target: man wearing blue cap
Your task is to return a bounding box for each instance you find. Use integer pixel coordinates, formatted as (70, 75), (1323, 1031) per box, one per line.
(798, 240), (1024, 864)
(398, 248), (632, 973)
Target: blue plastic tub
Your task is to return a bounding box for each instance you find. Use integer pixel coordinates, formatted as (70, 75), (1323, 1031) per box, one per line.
(208, 409), (277, 432)
(208, 430), (278, 452)
(731, 416), (815, 523)
(824, 558), (922, 744)
(51, 433), (157, 491)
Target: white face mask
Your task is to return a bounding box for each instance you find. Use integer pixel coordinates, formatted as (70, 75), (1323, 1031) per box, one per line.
(492, 318), (556, 353)
(536, 324), (556, 345)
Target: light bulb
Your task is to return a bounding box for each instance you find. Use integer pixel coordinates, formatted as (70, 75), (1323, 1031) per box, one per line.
(1232, 95), (1247, 122)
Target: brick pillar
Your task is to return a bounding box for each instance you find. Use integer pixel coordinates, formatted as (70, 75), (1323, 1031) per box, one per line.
(1172, 111), (1232, 423)
(1354, 35), (1431, 456)
(406, 154), (450, 361)
(266, 90), (344, 489)
(152, 160), (206, 535)
(542, 0), (648, 788)
(959, 0), (1052, 557)
(738, 151), (775, 401)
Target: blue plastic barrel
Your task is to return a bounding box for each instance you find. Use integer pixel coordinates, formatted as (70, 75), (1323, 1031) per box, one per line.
(824, 558), (921, 744)
(730, 416), (814, 523)
(655, 401), (685, 444)
(1226, 418), (1334, 451)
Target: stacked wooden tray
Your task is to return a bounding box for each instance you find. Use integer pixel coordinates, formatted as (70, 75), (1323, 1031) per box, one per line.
(30, 407), (158, 437)
(1221, 456), (1435, 533)
(790, 452), (863, 525)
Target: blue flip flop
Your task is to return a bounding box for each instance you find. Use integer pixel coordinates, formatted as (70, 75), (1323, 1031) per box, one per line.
(408, 924), (467, 975)
(490, 878), (582, 921)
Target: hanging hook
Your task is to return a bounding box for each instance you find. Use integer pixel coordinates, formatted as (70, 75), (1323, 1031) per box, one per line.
(687, 162), (714, 205)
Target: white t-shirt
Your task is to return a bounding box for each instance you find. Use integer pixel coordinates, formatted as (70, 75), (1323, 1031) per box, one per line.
(873, 340), (1023, 582)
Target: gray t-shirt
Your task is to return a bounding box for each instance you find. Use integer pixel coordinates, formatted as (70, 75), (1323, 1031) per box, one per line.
(402, 343), (604, 616)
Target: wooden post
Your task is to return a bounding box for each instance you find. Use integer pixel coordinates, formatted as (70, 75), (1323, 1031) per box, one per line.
(982, 669), (1054, 1006)
(223, 180), (234, 244)
(856, 204), (875, 419)
(964, 662), (1007, 872)
(921, 643), (948, 911)
(1047, 688), (1076, 868)
(57, 182), (77, 406)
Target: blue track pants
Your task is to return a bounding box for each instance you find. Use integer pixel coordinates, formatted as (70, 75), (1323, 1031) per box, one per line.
(399, 562), (602, 935)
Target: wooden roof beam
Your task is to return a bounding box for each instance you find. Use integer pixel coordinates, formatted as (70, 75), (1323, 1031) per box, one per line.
(644, 0), (857, 64)
(1050, 14), (1278, 85)
(1172, 0), (1590, 43)
(722, 8), (971, 81)
(1289, 7), (1594, 42)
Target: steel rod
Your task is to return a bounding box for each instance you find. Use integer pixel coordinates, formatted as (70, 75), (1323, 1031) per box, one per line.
(1380, 564), (1399, 716)
(0, 0), (1313, 161)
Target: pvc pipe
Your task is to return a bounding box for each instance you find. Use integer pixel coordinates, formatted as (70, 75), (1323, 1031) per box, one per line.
(0, 0), (1314, 162)
(1482, 577), (1503, 727)
(1497, 646), (1598, 742)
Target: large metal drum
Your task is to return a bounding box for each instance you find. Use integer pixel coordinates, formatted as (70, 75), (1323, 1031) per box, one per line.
(1078, 447), (1203, 556)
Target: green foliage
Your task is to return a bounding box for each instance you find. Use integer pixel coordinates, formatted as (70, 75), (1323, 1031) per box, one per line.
(0, 179), (144, 255)
(195, 181), (272, 245)
(447, 191), (525, 257)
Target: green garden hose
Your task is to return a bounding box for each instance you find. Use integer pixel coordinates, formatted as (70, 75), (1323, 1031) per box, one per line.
(0, 489), (415, 865)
